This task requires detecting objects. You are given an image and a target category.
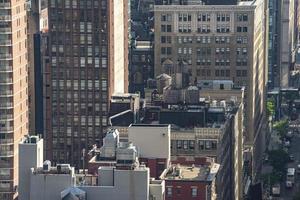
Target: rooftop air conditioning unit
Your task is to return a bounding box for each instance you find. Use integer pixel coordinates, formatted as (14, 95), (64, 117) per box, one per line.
(43, 160), (51, 172)
(30, 136), (39, 144)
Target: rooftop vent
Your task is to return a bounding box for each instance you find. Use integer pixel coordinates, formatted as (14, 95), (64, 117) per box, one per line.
(43, 160), (51, 172)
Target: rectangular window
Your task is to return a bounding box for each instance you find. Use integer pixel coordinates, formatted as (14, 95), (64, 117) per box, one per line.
(167, 25), (172, 32)
(177, 140), (182, 149)
(167, 187), (172, 197)
(183, 140), (188, 149)
(191, 188), (197, 197)
(199, 140), (204, 150)
(189, 141), (195, 149)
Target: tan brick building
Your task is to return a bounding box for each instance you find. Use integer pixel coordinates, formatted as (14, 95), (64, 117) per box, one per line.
(0, 0), (29, 199)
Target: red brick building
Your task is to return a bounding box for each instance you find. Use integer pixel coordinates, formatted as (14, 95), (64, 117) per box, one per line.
(160, 164), (219, 200)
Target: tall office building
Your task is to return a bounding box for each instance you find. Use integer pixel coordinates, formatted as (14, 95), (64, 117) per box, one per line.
(268, 0), (297, 88)
(27, 0), (40, 135)
(154, 0), (268, 180)
(45, 0), (128, 167)
(0, 0), (29, 199)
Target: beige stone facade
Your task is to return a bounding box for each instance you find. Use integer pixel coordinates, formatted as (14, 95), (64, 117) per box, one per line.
(154, 0), (268, 180)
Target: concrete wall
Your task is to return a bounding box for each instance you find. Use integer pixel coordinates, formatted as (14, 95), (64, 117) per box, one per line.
(19, 138), (44, 200)
(149, 180), (165, 200)
(79, 168), (150, 200)
(30, 172), (74, 200)
(128, 125), (171, 160)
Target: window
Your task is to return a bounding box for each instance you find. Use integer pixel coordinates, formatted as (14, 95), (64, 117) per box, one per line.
(179, 14), (183, 21)
(177, 140), (182, 149)
(167, 25), (172, 32)
(178, 48), (182, 54)
(226, 70), (230, 77)
(191, 188), (197, 197)
(226, 14), (230, 21)
(199, 140), (204, 150)
(242, 59), (247, 66)
(189, 140), (195, 149)
(167, 47), (172, 55)
(217, 13), (221, 21)
(238, 14), (248, 21)
(236, 48), (241, 55)
(167, 187), (172, 197)
(205, 141), (211, 149)
(183, 140), (188, 149)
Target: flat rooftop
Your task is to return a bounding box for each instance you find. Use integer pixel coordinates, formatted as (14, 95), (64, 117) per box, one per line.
(129, 124), (170, 127)
(161, 165), (211, 181)
(20, 135), (41, 144)
(33, 165), (73, 175)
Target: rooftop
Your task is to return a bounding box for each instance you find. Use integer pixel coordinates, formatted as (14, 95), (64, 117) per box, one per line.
(155, 0), (250, 6)
(161, 163), (219, 182)
(129, 124), (170, 127)
(20, 135), (41, 144)
(33, 163), (74, 175)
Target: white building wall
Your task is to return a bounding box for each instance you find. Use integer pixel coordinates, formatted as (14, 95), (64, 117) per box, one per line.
(29, 172), (74, 200)
(128, 125), (171, 160)
(19, 138), (44, 200)
(98, 167), (114, 186)
(79, 168), (150, 200)
(149, 180), (165, 200)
